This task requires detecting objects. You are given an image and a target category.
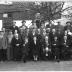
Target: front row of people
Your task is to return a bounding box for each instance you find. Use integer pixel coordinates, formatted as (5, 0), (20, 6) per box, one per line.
(0, 29), (72, 63)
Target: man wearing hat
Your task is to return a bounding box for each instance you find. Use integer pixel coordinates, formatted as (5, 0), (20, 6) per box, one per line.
(56, 22), (63, 32)
(19, 20), (27, 43)
(20, 20), (26, 29)
(64, 21), (71, 31)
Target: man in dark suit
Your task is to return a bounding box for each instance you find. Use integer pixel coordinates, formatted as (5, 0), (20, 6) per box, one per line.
(61, 35), (71, 60)
(51, 36), (59, 62)
(36, 28), (43, 60)
(10, 21), (20, 34)
(32, 36), (39, 61)
(50, 29), (57, 46)
(57, 29), (64, 60)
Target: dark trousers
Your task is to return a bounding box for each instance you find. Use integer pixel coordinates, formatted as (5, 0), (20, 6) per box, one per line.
(13, 47), (22, 61)
(52, 46), (60, 60)
(22, 54), (28, 61)
(0, 49), (7, 61)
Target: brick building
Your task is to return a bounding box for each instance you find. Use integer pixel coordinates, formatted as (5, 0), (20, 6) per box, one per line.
(0, 2), (35, 29)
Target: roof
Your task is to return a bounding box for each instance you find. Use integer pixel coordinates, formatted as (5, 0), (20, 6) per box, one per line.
(0, 2), (33, 13)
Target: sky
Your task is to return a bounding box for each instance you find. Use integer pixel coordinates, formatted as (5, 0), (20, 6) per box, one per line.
(62, 2), (72, 15)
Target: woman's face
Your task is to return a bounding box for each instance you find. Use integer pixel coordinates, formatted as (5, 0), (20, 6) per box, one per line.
(45, 36), (48, 41)
(14, 30), (18, 34)
(67, 23), (70, 26)
(34, 37), (36, 41)
(67, 29), (70, 32)
(9, 31), (12, 35)
(52, 29), (55, 33)
(54, 37), (57, 40)
(65, 31), (67, 35)
(15, 34), (18, 38)
(38, 29), (40, 34)
(64, 36), (67, 40)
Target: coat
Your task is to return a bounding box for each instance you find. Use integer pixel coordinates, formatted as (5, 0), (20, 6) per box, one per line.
(11, 37), (23, 59)
(22, 42), (29, 56)
(32, 39), (39, 56)
(2, 33), (8, 49)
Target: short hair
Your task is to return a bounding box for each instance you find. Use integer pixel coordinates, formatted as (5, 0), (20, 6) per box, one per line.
(66, 21), (71, 24)
(22, 20), (26, 23)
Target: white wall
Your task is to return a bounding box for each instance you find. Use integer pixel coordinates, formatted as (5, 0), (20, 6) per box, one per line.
(13, 20), (32, 28)
(0, 20), (2, 31)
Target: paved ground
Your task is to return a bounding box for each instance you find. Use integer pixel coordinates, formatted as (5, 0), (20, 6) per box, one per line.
(0, 61), (72, 71)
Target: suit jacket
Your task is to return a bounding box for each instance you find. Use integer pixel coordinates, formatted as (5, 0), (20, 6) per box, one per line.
(64, 25), (71, 31)
(32, 39), (39, 55)
(10, 26), (20, 34)
(51, 38), (59, 48)
(50, 32), (57, 45)
(62, 35), (71, 47)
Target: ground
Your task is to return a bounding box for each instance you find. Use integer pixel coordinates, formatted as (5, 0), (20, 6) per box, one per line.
(0, 61), (72, 71)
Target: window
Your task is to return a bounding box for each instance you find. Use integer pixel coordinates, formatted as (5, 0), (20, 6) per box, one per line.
(3, 14), (8, 18)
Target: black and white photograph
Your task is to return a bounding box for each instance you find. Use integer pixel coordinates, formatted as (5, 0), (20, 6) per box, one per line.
(0, 0), (72, 71)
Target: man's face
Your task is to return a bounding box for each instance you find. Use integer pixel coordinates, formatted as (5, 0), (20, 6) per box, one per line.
(38, 29), (40, 34)
(54, 37), (57, 40)
(9, 31), (12, 35)
(22, 22), (25, 26)
(58, 22), (60, 25)
(67, 23), (70, 26)
(27, 29), (29, 33)
(13, 22), (16, 26)
(52, 29), (55, 33)
(64, 36), (67, 40)
(25, 38), (28, 43)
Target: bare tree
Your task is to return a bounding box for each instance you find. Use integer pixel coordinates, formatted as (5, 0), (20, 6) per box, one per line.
(29, 2), (65, 21)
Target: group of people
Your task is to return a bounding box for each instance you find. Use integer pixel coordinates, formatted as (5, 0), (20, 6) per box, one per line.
(0, 20), (72, 63)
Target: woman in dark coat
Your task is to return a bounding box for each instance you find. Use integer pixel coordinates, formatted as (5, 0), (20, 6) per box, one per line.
(11, 34), (22, 61)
